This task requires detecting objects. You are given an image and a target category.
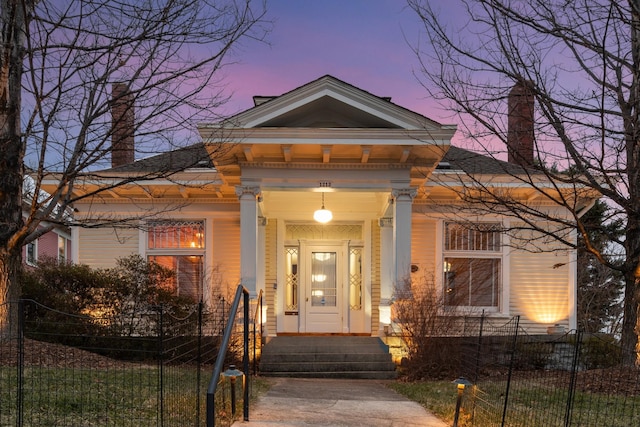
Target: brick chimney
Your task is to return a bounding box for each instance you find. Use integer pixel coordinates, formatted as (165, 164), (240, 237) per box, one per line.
(111, 83), (135, 167)
(507, 80), (535, 167)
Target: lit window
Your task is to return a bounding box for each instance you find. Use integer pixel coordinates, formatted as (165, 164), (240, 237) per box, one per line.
(147, 220), (205, 301)
(443, 222), (502, 308)
(285, 247), (299, 312)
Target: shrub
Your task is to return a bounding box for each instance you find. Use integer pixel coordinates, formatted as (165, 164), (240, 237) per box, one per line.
(20, 255), (197, 338)
(392, 275), (473, 380)
(580, 334), (622, 369)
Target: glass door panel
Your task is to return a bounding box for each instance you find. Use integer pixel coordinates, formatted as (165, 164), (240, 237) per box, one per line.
(311, 252), (337, 307)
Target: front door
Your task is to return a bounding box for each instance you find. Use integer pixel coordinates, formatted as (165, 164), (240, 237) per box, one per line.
(304, 244), (344, 333)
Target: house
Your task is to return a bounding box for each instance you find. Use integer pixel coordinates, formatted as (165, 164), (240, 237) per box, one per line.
(46, 76), (595, 337)
(21, 222), (72, 267)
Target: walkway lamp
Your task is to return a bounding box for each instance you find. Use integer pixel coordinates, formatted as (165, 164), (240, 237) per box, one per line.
(452, 377), (473, 427)
(222, 365), (244, 417)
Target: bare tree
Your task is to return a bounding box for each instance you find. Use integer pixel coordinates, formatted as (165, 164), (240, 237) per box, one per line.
(0, 0), (267, 328)
(577, 200), (624, 334)
(408, 0), (640, 358)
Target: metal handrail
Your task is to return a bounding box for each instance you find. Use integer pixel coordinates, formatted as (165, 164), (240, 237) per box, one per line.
(206, 285), (250, 427)
(252, 289), (263, 375)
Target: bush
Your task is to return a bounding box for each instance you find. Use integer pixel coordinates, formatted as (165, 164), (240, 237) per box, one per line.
(20, 255), (197, 338)
(580, 334), (622, 369)
(392, 276), (472, 380)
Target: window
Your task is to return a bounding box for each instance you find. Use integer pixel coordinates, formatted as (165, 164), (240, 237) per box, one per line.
(284, 247), (299, 312)
(57, 235), (67, 263)
(147, 220), (205, 301)
(443, 222), (502, 308)
(26, 241), (37, 266)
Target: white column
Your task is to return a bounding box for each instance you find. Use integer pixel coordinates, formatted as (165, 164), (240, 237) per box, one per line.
(236, 185), (260, 297)
(392, 188), (416, 297)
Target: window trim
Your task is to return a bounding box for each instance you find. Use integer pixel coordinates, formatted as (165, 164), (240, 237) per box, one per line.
(439, 220), (509, 314)
(57, 234), (67, 264)
(26, 240), (37, 266)
(145, 219), (206, 302)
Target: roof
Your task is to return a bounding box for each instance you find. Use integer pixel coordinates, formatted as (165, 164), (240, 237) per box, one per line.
(440, 146), (533, 175)
(105, 143), (213, 174)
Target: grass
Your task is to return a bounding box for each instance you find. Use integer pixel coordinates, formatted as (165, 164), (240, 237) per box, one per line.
(389, 378), (640, 427)
(0, 365), (270, 427)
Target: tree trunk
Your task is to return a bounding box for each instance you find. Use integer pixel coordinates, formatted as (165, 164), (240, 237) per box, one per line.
(621, 269), (639, 364)
(0, 248), (22, 337)
(0, 0), (28, 330)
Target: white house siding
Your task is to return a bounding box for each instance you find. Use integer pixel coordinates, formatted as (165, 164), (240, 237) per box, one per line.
(211, 218), (241, 298)
(411, 219), (438, 287)
(77, 227), (139, 268)
(264, 219), (277, 336)
(370, 219), (380, 335)
(509, 223), (572, 334)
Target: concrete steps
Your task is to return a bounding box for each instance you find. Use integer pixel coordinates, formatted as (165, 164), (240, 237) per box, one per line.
(259, 336), (397, 379)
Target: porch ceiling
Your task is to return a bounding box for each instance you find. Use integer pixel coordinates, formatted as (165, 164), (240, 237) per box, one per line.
(260, 190), (390, 221)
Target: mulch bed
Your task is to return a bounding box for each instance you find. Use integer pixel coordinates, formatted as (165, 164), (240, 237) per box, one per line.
(0, 338), (149, 369)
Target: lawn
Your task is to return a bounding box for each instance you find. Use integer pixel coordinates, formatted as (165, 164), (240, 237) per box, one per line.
(0, 365), (268, 426)
(389, 376), (640, 427)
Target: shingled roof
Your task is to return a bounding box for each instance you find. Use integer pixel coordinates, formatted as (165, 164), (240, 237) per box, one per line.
(440, 145), (537, 175)
(104, 143), (213, 173)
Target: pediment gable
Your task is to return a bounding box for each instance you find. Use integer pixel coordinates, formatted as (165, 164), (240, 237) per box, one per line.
(221, 75), (442, 131)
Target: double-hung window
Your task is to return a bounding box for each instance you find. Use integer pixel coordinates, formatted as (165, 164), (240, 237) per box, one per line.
(443, 222), (502, 309)
(147, 220), (205, 302)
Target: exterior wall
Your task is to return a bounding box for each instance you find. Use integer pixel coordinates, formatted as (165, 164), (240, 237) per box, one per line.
(264, 219), (277, 337)
(411, 218), (438, 285)
(38, 232), (59, 260)
(408, 214), (573, 335)
(211, 218), (241, 298)
(22, 226), (71, 266)
(77, 227), (139, 268)
(370, 219), (380, 335)
(509, 243), (571, 334)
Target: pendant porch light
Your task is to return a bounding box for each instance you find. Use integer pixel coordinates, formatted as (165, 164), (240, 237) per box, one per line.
(313, 192), (333, 224)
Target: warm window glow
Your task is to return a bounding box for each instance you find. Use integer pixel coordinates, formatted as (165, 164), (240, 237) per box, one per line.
(148, 220), (205, 249)
(149, 255), (203, 301)
(147, 220), (205, 302)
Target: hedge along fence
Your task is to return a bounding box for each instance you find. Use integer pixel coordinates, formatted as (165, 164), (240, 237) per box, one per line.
(0, 298), (243, 427)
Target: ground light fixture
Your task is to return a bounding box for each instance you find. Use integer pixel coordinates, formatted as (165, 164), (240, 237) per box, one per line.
(222, 365), (244, 417)
(452, 377), (473, 427)
(313, 192), (333, 223)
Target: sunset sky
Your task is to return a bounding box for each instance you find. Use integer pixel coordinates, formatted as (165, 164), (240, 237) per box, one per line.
(220, 0), (455, 124)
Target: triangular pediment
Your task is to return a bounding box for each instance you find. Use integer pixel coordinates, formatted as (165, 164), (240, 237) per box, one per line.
(220, 75), (443, 131)
(258, 95), (401, 128)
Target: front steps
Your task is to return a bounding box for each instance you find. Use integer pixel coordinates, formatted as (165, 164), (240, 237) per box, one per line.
(259, 336), (397, 379)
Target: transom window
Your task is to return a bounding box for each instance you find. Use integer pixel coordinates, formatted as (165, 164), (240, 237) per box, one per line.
(147, 220), (205, 301)
(444, 222), (502, 309)
(148, 220), (204, 249)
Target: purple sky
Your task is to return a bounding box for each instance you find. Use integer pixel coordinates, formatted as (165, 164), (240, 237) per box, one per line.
(220, 0), (454, 125)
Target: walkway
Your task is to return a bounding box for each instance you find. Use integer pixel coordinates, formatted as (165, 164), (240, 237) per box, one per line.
(232, 377), (447, 427)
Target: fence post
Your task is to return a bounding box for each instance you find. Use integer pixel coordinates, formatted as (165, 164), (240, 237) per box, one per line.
(243, 291), (250, 422)
(501, 315), (520, 427)
(196, 301), (203, 426)
(17, 300), (24, 427)
(158, 305), (164, 427)
(564, 331), (582, 427)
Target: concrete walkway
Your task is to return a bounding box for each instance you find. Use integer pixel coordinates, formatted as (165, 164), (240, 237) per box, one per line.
(232, 377), (448, 427)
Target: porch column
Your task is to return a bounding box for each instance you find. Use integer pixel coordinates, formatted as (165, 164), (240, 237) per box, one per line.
(392, 188), (416, 297)
(236, 185), (261, 297)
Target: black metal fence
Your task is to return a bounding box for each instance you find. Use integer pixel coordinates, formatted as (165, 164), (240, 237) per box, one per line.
(455, 316), (640, 427)
(0, 297), (250, 427)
